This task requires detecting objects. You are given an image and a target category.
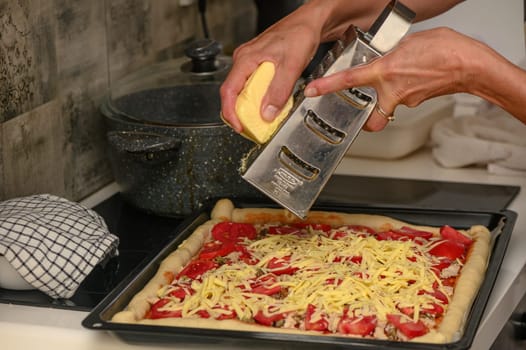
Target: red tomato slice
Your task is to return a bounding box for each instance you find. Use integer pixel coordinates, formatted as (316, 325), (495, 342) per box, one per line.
(148, 298), (182, 319)
(304, 304), (329, 331)
(331, 231), (348, 240)
(375, 230), (406, 241)
(196, 309), (210, 318)
(442, 276), (457, 287)
(397, 226), (434, 240)
(332, 225), (375, 239)
(401, 300), (444, 317)
(387, 314), (428, 339)
(232, 244), (259, 265)
(432, 259), (452, 273)
(253, 310), (286, 326)
(423, 303), (444, 316)
(266, 256), (298, 275)
(338, 314), (377, 336)
(429, 289), (449, 305)
(198, 241), (236, 260)
(167, 283), (194, 300)
(418, 288), (449, 306)
(377, 226), (433, 242)
(176, 259), (218, 280)
(345, 225), (377, 235)
(398, 306), (414, 317)
(241, 252), (260, 265)
(250, 274), (282, 295)
(211, 222), (257, 242)
(429, 239), (466, 260)
(214, 306), (237, 320)
(440, 225), (473, 246)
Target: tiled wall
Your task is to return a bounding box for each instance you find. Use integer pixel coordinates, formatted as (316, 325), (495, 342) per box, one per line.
(0, 0), (256, 202)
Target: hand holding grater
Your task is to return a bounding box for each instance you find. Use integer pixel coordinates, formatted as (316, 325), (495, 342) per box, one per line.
(240, 0), (416, 219)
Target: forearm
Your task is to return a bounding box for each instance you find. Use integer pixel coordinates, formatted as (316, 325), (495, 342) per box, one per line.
(299, 0), (464, 42)
(467, 46), (526, 123)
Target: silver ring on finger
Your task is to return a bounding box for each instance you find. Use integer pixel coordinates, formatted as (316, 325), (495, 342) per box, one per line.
(376, 103), (395, 122)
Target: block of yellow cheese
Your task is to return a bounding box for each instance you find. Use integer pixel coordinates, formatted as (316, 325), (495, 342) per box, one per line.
(235, 61), (293, 144)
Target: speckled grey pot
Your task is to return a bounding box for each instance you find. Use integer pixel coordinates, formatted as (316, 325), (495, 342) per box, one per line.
(101, 83), (263, 217)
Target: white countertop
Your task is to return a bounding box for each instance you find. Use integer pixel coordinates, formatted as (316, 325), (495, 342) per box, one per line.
(1, 148), (525, 350)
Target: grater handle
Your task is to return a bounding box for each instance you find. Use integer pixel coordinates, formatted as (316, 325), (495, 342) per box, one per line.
(366, 0), (416, 53)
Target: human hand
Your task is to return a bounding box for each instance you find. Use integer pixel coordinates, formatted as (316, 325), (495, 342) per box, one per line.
(220, 19), (321, 133)
(304, 27), (475, 131)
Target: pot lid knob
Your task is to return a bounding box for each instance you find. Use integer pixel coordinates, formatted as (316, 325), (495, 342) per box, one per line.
(185, 39), (222, 73)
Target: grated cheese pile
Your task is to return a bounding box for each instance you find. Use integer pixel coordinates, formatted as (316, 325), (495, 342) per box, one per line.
(154, 224), (458, 333)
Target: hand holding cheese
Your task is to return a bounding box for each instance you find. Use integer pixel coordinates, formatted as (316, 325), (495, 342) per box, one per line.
(221, 0), (526, 136)
(234, 61), (293, 144)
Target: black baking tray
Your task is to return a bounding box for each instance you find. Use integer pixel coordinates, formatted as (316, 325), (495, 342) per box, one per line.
(82, 201), (517, 350)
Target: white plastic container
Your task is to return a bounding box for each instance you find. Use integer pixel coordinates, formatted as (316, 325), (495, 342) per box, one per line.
(0, 256), (34, 290)
(347, 96), (455, 159)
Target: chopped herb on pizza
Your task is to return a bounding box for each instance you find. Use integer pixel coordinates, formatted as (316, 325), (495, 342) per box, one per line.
(111, 199), (491, 343)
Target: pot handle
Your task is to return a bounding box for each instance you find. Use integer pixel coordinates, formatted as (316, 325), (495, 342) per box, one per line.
(107, 130), (181, 165)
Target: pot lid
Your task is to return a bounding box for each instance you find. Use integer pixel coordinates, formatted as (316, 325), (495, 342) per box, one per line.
(106, 39), (231, 127)
(109, 83), (225, 127)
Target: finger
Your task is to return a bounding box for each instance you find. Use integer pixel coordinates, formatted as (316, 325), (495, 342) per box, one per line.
(304, 70), (353, 97)
(302, 61), (396, 132)
(364, 97), (398, 131)
(261, 61), (303, 122)
(363, 109), (390, 131)
(304, 61), (379, 97)
(220, 61), (260, 133)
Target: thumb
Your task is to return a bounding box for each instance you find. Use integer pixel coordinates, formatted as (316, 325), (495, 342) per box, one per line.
(261, 66), (299, 122)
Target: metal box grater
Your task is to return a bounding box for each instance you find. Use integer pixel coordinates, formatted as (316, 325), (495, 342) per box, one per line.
(240, 1), (416, 219)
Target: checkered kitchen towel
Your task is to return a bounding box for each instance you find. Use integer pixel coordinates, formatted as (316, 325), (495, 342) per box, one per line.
(0, 194), (119, 299)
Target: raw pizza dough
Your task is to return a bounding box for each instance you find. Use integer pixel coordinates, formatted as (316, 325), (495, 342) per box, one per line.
(111, 199), (491, 344)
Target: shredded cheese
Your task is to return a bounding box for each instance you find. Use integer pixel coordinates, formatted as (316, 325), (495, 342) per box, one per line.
(155, 224), (462, 334)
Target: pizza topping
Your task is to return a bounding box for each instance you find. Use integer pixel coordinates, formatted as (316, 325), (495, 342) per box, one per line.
(375, 226), (434, 243)
(176, 259), (218, 280)
(304, 304), (329, 331)
(166, 282), (195, 300)
(428, 239), (467, 260)
(440, 225), (473, 246)
(292, 223), (332, 233)
(242, 273), (283, 296)
(268, 225), (301, 236)
(338, 309), (377, 336)
(211, 222), (257, 242)
(254, 308), (287, 326)
(265, 256), (299, 275)
(149, 298), (183, 319)
(149, 221), (475, 341)
(214, 305), (237, 320)
(386, 314), (429, 339)
(198, 241), (237, 260)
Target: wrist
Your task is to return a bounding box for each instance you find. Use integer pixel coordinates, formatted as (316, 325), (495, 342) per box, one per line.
(462, 42), (511, 102)
(301, 0), (387, 42)
(460, 39), (526, 122)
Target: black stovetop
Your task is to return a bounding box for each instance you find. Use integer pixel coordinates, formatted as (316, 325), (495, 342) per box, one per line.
(0, 175), (520, 311)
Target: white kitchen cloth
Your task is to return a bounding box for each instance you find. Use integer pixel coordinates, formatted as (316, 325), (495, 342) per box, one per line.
(0, 194), (119, 299)
(430, 106), (526, 175)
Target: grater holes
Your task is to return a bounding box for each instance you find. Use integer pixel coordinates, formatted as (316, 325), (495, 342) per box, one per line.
(304, 110), (345, 144)
(279, 146), (319, 181)
(339, 88), (373, 109)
